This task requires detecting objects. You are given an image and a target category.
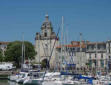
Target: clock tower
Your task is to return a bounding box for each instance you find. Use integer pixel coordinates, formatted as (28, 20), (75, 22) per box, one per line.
(35, 14), (59, 68)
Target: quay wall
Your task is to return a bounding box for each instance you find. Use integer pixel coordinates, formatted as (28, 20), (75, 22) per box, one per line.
(0, 71), (12, 79)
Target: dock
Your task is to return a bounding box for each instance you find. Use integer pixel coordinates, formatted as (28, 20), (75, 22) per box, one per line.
(0, 71), (12, 79)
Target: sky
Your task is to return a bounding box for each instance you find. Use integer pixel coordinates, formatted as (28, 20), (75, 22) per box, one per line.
(0, 0), (111, 44)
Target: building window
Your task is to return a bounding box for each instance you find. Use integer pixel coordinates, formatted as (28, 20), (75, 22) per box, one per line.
(72, 52), (74, 56)
(89, 53), (91, 59)
(95, 53), (97, 58)
(73, 48), (75, 51)
(94, 60), (96, 66)
(44, 32), (47, 37)
(101, 60), (104, 67)
(75, 52), (76, 56)
(101, 53), (103, 59)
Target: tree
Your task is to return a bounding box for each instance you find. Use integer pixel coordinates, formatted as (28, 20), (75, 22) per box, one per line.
(0, 49), (3, 62)
(5, 41), (36, 68)
(41, 59), (49, 68)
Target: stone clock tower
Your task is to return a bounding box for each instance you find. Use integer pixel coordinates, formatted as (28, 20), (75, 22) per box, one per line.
(35, 14), (59, 68)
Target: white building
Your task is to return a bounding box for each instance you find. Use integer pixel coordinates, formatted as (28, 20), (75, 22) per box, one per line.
(35, 14), (59, 68)
(56, 41), (87, 69)
(86, 42), (107, 71)
(106, 40), (111, 71)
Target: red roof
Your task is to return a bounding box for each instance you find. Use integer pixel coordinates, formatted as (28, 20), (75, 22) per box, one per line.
(0, 42), (10, 45)
(56, 41), (87, 48)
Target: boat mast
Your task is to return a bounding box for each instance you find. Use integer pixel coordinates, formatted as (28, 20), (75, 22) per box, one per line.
(106, 41), (109, 75)
(80, 33), (82, 71)
(21, 33), (25, 70)
(96, 42), (98, 74)
(38, 34), (40, 64)
(60, 16), (64, 71)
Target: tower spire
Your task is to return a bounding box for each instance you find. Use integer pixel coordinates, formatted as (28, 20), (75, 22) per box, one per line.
(45, 13), (49, 22)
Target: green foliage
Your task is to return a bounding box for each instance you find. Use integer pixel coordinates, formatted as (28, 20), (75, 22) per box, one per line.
(5, 41), (36, 68)
(23, 41), (36, 59)
(41, 59), (49, 68)
(0, 49), (3, 62)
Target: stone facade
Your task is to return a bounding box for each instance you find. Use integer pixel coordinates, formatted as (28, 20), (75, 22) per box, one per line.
(56, 41), (110, 72)
(106, 40), (111, 70)
(56, 41), (87, 69)
(35, 14), (59, 68)
(86, 42), (107, 71)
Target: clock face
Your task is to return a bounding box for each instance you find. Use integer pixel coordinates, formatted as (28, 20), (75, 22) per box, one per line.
(43, 41), (51, 49)
(43, 42), (48, 48)
(45, 44), (48, 47)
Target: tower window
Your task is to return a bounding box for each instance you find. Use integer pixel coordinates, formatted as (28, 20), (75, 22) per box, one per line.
(101, 53), (103, 59)
(95, 53), (97, 58)
(44, 32), (47, 37)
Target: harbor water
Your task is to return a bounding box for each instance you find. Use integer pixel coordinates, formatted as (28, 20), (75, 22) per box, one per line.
(0, 79), (80, 85)
(0, 80), (23, 85)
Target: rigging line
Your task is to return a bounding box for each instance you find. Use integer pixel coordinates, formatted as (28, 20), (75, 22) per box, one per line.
(41, 40), (47, 61)
(41, 40), (49, 71)
(42, 26), (61, 81)
(48, 26), (61, 67)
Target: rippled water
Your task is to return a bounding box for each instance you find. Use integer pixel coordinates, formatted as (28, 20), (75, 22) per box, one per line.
(0, 79), (81, 85)
(0, 80), (23, 85)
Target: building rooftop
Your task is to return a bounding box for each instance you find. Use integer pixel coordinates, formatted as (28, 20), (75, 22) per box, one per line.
(56, 41), (86, 48)
(0, 42), (10, 45)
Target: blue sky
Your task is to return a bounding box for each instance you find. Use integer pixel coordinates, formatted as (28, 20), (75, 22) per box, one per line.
(0, 0), (111, 44)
